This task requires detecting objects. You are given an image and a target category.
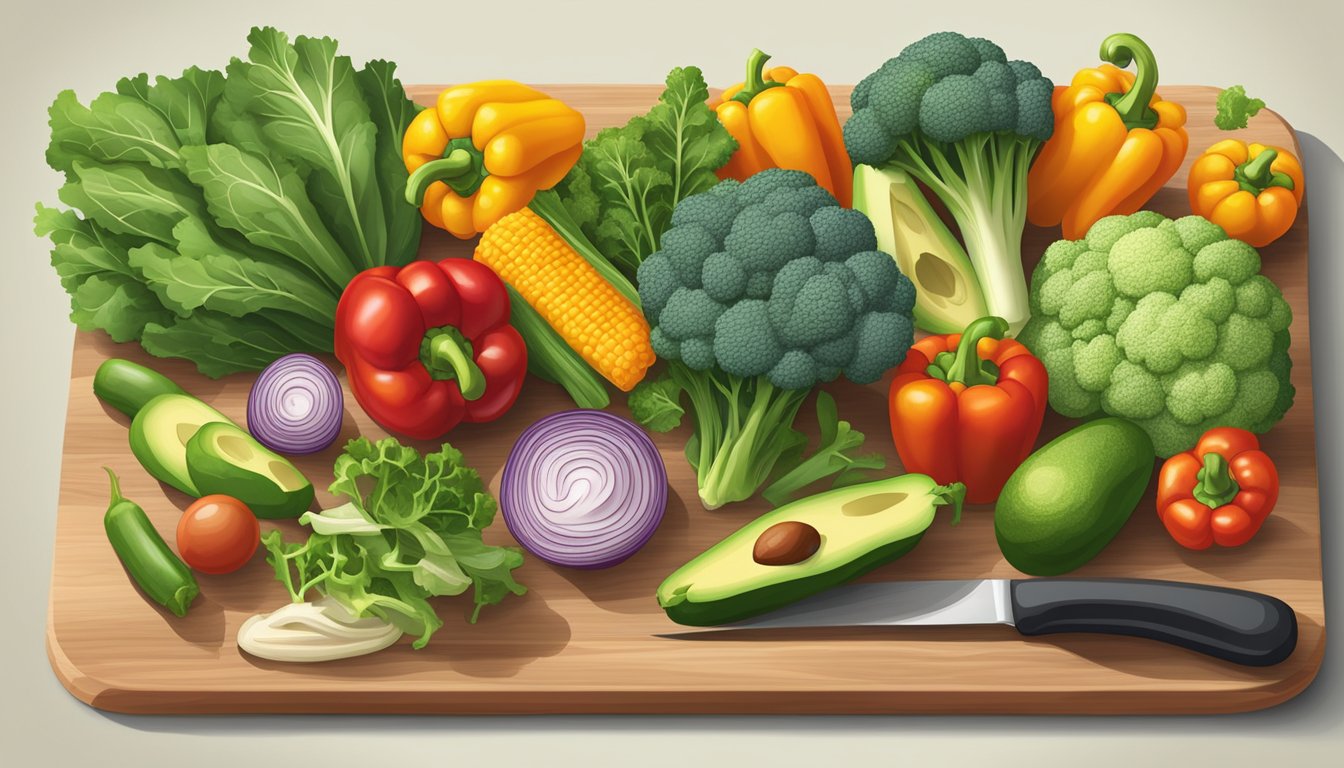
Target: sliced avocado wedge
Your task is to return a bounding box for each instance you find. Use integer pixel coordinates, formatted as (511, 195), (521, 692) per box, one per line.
(186, 422), (315, 519)
(129, 394), (234, 496)
(657, 474), (965, 626)
(853, 164), (989, 334)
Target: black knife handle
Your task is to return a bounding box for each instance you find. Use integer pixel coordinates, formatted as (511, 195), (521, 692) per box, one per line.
(1009, 578), (1297, 667)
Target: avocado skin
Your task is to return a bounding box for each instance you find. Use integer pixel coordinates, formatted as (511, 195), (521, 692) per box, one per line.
(664, 533), (924, 627)
(994, 418), (1155, 576)
(185, 423), (314, 519)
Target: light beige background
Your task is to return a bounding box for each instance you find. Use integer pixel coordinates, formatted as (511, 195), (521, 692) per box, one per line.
(3, 0), (1342, 764)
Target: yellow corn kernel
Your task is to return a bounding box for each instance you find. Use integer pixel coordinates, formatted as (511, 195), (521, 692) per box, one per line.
(474, 209), (655, 391)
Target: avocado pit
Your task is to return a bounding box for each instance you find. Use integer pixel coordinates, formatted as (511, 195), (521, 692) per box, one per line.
(753, 520), (821, 566)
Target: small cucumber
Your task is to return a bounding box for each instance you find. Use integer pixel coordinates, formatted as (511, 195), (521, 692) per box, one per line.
(94, 359), (186, 418)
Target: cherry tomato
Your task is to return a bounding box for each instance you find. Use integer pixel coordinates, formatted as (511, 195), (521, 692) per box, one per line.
(176, 495), (260, 574)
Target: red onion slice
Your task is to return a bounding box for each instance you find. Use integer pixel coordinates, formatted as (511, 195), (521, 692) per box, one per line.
(501, 410), (668, 569)
(247, 354), (344, 455)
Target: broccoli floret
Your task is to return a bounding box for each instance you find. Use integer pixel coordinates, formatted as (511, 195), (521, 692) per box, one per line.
(846, 32), (1054, 334)
(1021, 212), (1295, 456)
(1215, 85), (1266, 131)
(635, 169), (917, 508)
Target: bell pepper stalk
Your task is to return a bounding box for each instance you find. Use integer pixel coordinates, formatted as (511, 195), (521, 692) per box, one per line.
(1026, 32), (1189, 239)
(1188, 139), (1305, 248)
(713, 48), (852, 206)
(334, 259), (527, 440)
(888, 316), (1049, 505)
(1156, 427), (1279, 549)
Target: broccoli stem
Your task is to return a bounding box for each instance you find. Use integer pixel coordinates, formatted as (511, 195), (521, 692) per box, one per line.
(893, 132), (1035, 335)
(671, 362), (811, 509)
(1099, 33), (1161, 131)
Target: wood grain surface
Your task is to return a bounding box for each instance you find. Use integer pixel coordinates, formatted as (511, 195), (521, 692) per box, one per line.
(45, 85), (1323, 714)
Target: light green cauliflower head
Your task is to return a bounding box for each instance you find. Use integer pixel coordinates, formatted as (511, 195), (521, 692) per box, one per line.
(1018, 212), (1294, 457)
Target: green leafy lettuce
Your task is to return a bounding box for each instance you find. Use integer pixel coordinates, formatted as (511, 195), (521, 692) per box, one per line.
(555, 66), (736, 274)
(36, 27), (421, 376)
(263, 437), (526, 649)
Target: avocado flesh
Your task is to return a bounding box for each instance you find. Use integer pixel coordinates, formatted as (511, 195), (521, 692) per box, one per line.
(658, 474), (950, 626)
(128, 394), (233, 496)
(853, 164), (988, 334)
(186, 422), (314, 519)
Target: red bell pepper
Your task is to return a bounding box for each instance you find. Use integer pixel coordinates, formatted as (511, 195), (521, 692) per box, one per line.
(335, 259), (527, 440)
(1156, 427), (1279, 549)
(888, 316), (1049, 504)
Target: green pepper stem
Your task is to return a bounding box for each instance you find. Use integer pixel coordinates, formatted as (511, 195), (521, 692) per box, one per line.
(1193, 452), (1240, 509)
(1100, 33), (1161, 130)
(104, 466), (124, 506)
(405, 149), (477, 205)
(940, 316), (1009, 387)
(730, 48), (784, 105)
(932, 482), (967, 525)
(1235, 148), (1295, 194)
(423, 329), (486, 401)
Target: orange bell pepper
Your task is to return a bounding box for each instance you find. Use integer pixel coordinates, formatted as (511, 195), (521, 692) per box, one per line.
(1156, 427), (1279, 550)
(889, 316), (1048, 505)
(403, 81), (585, 239)
(714, 49), (852, 206)
(1188, 140), (1304, 248)
(1027, 33), (1188, 239)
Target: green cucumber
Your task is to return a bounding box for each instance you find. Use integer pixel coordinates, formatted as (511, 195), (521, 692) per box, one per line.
(94, 359), (186, 418)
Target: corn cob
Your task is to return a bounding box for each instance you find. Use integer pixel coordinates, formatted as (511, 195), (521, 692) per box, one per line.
(474, 208), (655, 391)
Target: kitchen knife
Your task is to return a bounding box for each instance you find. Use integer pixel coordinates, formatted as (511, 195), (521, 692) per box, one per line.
(658, 578), (1297, 667)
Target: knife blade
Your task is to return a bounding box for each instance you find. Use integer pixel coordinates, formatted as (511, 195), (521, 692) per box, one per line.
(658, 577), (1298, 667)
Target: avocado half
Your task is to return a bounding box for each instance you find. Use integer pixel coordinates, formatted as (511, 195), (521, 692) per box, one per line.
(657, 474), (964, 626)
(852, 164), (989, 334)
(186, 422), (315, 519)
(128, 393), (234, 496)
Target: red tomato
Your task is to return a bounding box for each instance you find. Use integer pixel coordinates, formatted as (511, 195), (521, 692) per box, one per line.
(177, 495), (260, 574)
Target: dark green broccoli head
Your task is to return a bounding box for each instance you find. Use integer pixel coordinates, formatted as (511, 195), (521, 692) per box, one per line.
(845, 31), (1055, 166)
(638, 169), (917, 389)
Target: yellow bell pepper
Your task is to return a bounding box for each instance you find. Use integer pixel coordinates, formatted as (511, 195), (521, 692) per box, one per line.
(1026, 33), (1188, 239)
(714, 49), (852, 207)
(1188, 140), (1303, 248)
(403, 81), (585, 239)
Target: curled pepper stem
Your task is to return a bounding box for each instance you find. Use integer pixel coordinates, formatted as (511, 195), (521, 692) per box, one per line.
(1236, 148), (1295, 194)
(1193, 452), (1241, 509)
(104, 466), (124, 506)
(731, 48), (784, 105)
(421, 327), (486, 401)
(1100, 32), (1161, 130)
(405, 146), (483, 205)
(926, 316), (1008, 387)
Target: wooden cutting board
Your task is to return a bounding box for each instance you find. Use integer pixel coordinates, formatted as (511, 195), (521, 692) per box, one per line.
(46, 85), (1323, 714)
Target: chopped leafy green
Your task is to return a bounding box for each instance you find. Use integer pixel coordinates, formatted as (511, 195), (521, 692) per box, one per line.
(263, 437), (526, 648)
(36, 27), (422, 376)
(1215, 85), (1266, 131)
(628, 374), (686, 433)
(556, 66), (736, 274)
(762, 392), (887, 507)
